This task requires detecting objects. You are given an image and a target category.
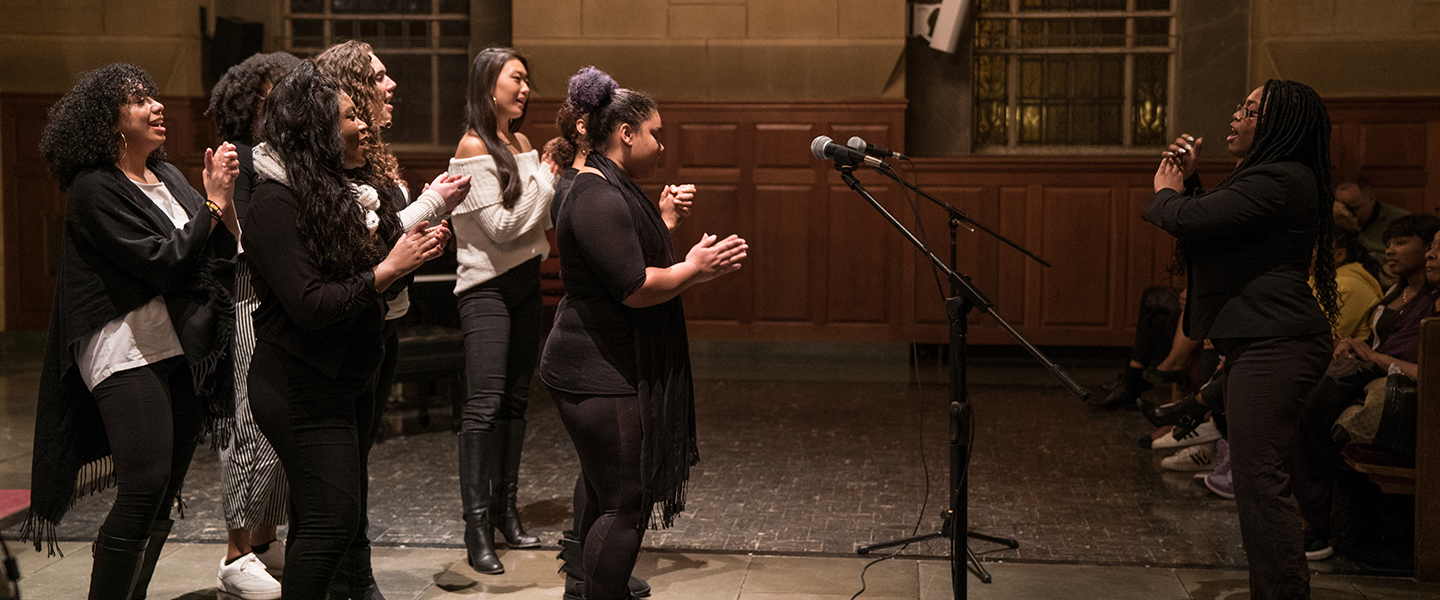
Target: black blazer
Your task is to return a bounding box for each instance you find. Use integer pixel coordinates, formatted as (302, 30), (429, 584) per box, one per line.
(243, 179), (384, 378)
(1143, 161), (1330, 341)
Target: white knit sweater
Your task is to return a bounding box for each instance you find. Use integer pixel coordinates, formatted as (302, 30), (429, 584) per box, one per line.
(448, 149), (556, 293)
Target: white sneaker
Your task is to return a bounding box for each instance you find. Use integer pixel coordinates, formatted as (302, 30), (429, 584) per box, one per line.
(1151, 418), (1222, 450)
(1160, 442), (1217, 471)
(217, 553), (283, 600)
(252, 539), (284, 577)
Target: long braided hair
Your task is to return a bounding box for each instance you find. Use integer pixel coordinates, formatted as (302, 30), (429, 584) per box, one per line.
(1231, 80), (1338, 324)
(1174, 80), (1338, 326)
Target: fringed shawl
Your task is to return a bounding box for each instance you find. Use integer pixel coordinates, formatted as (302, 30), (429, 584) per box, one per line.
(585, 153), (698, 528)
(23, 162), (236, 555)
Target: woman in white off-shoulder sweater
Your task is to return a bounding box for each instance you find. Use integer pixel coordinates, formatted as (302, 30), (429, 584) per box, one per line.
(446, 47), (555, 576)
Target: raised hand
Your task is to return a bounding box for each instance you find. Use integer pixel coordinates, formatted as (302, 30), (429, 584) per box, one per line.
(1160, 134), (1203, 179)
(660, 184), (695, 230)
(685, 232), (747, 282)
(203, 141), (241, 213)
(427, 173), (472, 212)
(1154, 156), (1184, 194)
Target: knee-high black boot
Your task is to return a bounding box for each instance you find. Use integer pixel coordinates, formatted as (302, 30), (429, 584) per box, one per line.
(126, 519), (172, 600)
(459, 430), (504, 574)
(89, 531), (149, 600)
(557, 530), (650, 599)
(490, 418), (540, 549)
(326, 546), (386, 600)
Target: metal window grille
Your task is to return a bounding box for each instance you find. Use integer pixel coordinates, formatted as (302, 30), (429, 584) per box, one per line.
(972, 0), (1175, 151)
(286, 0), (470, 149)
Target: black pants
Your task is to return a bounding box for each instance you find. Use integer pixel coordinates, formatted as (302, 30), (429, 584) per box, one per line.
(1130, 286), (1182, 366)
(457, 258), (542, 432)
(93, 357), (200, 541)
(248, 339), (381, 599)
(1292, 362), (1383, 535)
(1215, 334), (1331, 600)
(550, 387), (645, 600)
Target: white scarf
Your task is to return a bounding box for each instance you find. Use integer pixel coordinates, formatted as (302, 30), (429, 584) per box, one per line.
(253, 143), (381, 234)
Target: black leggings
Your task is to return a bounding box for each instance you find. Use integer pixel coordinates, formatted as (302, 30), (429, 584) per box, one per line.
(550, 387), (645, 600)
(248, 339), (381, 599)
(94, 357), (200, 541)
(457, 257), (542, 433)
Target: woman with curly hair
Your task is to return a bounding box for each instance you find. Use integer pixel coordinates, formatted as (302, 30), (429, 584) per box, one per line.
(541, 67), (746, 600)
(314, 39), (469, 598)
(1146, 80), (1337, 600)
(206, 50), (301, 600)
(443, 47), (555, 575)
(25, 62), (239, 600)
(243, 60), (449, 600)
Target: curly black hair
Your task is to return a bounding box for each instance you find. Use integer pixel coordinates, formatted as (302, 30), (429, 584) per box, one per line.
(255, 60), (399, 282)
(207, 52), (301, 144)
(41, 63), (166, 190)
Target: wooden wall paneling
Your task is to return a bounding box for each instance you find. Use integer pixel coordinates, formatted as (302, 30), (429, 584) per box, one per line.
(1430, 122), (1440, 217)
(2, 97), (65, 330)
(825, 178), (894, 324)
(677, 184), (745, 322)
(751, 184), (813, 323)
(1038, 187), (1113, 329)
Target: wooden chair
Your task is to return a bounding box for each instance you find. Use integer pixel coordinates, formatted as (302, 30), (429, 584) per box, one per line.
(1412, 317), (1440, 580)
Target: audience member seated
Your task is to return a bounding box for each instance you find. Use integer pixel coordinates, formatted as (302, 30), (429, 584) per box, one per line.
(1292, 214), (1440, 561)
(1325, 222), (1384, 341)
(1096, 287), (1203, 409)
(1335, 175), (1407, 284)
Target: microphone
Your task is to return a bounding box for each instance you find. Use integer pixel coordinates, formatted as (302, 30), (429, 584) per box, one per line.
(847, 136), (908, 160)
(810, 135), (886, 168)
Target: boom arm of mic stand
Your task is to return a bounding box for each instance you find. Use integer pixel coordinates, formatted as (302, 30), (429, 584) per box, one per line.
(835, 167), (1090, 402)
(869, 163), (1052, 268)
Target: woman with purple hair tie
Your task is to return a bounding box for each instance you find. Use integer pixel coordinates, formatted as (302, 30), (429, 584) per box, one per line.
(540, 66), (747, 600)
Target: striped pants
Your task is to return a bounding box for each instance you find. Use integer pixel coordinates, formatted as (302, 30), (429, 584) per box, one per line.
(218, 257), (289, 529)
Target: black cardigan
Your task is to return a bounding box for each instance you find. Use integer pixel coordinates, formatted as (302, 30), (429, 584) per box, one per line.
(242, 179), (385, 379)
(1143, 161), (1330, 341)
(26, 162), (236, 553)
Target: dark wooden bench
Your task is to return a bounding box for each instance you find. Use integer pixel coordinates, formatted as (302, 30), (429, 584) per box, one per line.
(1407, 317), (1439, 579)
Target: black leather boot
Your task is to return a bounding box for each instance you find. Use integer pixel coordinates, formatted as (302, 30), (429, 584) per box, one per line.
(88, 531), (149, 600)
(459, 431), (504, 574)
(490, 419), (540, 549)
(1091, 366), (1150, 409)
(325, 546), (387, 600)
(127, 519), (172, 600)
(557, 530), (651, 598)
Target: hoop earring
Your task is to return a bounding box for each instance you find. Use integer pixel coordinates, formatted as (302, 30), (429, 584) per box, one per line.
(117, 132), (128, 160)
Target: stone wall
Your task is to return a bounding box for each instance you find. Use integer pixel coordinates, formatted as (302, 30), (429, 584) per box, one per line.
(1251, 0), (1440, 96)
(511, 0), (908, 100)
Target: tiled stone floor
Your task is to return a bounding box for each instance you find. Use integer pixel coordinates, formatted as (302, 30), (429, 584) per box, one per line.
(1, 338), (1430, 597)
(11, 543), (1440, 599)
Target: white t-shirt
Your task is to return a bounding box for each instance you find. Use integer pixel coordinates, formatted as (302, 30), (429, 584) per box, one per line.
(75, 179), (189, 390)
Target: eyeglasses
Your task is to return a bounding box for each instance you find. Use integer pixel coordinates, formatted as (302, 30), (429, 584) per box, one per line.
(1235, 104), (1259, 120)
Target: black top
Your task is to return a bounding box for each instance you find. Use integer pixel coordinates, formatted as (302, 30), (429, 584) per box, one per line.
(540, 173), (649, 395)
(29, 162), (236, 549)
(243, 179), (384, 379)
(1143, 161), (1330, 340)
(234, 142), (255, 230)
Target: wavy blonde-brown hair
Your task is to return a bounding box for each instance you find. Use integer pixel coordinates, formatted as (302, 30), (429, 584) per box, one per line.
(315, 40), (401, 184)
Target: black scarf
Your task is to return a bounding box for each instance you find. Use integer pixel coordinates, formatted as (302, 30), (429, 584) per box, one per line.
(586, 152), (698, 529)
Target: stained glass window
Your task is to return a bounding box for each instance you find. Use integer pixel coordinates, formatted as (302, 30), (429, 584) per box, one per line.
(973, 0), (1175, 150)
(286, 0), (470, 148)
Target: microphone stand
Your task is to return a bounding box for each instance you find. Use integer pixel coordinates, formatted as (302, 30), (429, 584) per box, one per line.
(835, 157), (1090, 599)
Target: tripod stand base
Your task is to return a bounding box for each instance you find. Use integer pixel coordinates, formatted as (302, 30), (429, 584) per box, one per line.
(855, 530), (1018, 585)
